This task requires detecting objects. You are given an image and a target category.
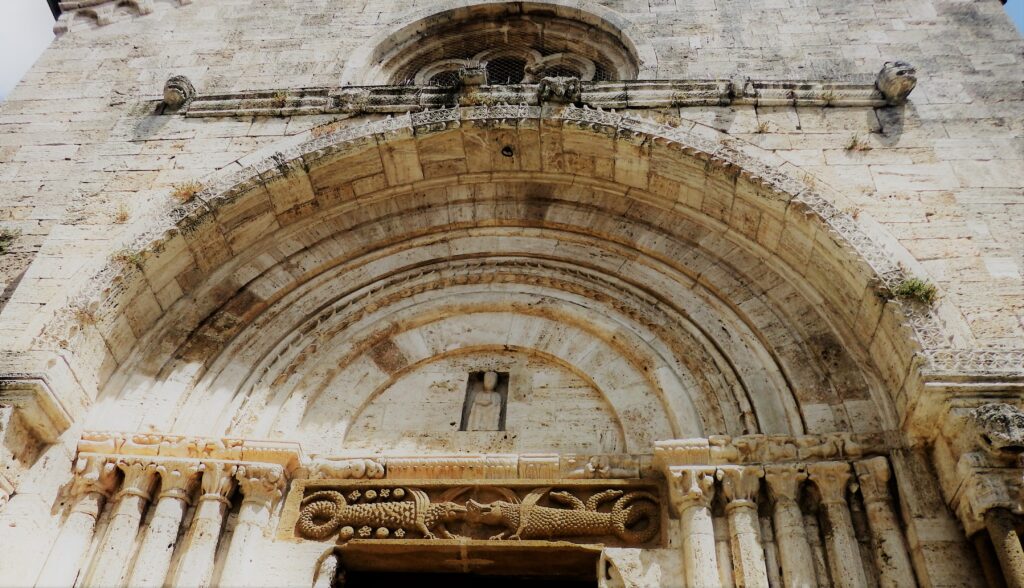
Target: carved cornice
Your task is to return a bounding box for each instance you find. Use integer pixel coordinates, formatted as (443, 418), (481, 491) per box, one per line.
(78, 431), (303, 471)
(654, 433), (892, 466)
(179, 78), (898, 119)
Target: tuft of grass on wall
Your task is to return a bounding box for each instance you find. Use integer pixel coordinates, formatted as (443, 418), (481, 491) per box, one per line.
(0, 228), (21, 254)
(892, 277), (938, 305)
(111, 248), (145, 271)
(172, 180), (205, 203)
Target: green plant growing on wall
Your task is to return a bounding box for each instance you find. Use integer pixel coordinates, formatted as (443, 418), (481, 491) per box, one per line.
(0, 228), (21, 254)
(891, 277), (938, 304)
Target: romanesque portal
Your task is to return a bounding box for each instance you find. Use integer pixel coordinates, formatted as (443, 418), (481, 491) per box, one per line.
(1, 0), (1023, 587)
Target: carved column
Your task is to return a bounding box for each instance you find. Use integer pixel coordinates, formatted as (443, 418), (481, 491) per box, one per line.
(666, 467), (720, 588)
(807, 462), (867, 588)
(170, 462), (237, 588)
(854, 457), (915, 588)
(219, 464), (287, 586)
(35, 455), (118, 588)
(128, 460), (201, 588)
(764, 464), (817, 588)
(986, 508), (1024, 588)
(718, 466), (769, 588)
(84, 458), (158, 587)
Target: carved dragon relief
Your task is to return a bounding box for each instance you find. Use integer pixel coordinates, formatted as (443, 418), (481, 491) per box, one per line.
(289, 481), (662, 547)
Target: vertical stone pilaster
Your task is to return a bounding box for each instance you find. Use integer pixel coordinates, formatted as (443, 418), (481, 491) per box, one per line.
(84, 458), (158, 588)
(854, 457), (916, 588)
(35, 455), (118, 588)
(718, 465), (769, 588)
(171, 462), (237, 588)
(807, 462), (867, 588)
(764, 464), (817, 588)
(128, 460), (201, 588)
(219, 464), (287, 586)
(666, 466), (720, 588)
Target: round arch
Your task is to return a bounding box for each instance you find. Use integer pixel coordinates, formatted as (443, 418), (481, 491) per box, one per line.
(50, 105), (940, 453)
(339, 0), (660, 85)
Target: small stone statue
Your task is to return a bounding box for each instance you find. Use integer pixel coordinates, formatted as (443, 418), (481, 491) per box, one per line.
(465, 371), (503, 431)
(875, 61), (917, 105)
(163, 75), (196, 110)
(537, 76), (583, 104)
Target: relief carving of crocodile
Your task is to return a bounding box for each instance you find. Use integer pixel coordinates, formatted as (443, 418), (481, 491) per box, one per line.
(465, 487), (659, 544)
(297, 488), (466, 540)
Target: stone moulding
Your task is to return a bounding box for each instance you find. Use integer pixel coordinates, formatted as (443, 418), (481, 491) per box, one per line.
(78, 431), (304, 471)
(180, 78), (896, 118)
(281, 479), (665, 548)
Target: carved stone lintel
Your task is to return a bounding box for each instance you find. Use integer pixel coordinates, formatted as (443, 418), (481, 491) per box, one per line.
(236, 464), (286, 510)
(198, 462), (237, 505)
(875, 61), (917, 105)
(764, 464), (807, 504)
(807, 461), (853, 505)
(164, 75), (196, 110)
(288, 480), (661, 547)
(664, 466), (716, 517)
(155, 460), (202, 502)
(115, 458), (158, 501)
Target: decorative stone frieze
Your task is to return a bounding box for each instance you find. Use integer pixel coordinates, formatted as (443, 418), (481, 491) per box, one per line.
(77, 431), (302, 470)
(180, 72), (914, 118)
(284, 480), (662, 547)
(655, 433), (890, 466)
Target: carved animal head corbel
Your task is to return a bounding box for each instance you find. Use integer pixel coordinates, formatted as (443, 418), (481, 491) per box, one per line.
(163, 75), (196, 111)
(971, 402), (1024, 462)
(875, 61), (917, 105)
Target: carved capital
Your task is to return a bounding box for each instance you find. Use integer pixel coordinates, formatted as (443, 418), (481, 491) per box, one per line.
(236, 464), (286, 510)
(956, 470), (1022, 535)
(198, 462), (237, 505)
(156, 460), (202, 502)
(70, 454), (119, 501)
(717, 465), (764, 507)
(115, 458), (158, 501)
(764, 464), (807, 505)
(853, 457), (893, 505)
(807, 461), (853, 506)
(664, 466), (716, 517)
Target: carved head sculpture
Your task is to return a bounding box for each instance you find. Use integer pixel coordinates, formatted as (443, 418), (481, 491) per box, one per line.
(875, 61), (917, 105)
(437, 502), (468, 522)
(163, 75), (196, 110)
(483, 370), (499, 392)
(465, 499), (507, 525)
(972, 403), (1024, 460)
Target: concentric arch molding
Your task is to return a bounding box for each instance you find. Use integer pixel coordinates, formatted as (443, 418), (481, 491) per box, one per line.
(42, 104), (1020, 402)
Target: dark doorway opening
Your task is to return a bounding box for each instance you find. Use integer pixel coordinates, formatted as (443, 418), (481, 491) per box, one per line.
(344, 571), (596, 587)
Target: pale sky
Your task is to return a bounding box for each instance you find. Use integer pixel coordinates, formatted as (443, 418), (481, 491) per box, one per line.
(0, 0), (1022, 101)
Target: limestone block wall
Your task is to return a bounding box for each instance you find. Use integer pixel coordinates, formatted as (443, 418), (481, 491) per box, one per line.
(0, 0), (1021, 350)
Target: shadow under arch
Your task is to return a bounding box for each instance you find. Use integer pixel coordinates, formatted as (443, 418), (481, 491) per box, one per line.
(50, 104), (948, 445)
(339, 0), (660, 85)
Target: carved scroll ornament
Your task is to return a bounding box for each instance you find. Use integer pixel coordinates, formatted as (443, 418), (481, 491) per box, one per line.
(288, 481), (662, 547)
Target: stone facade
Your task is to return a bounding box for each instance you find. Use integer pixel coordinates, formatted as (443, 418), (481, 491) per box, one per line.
(0, 0), (1022, 586)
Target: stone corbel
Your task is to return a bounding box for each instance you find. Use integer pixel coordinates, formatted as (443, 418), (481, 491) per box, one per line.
(0, 378), (72, 444)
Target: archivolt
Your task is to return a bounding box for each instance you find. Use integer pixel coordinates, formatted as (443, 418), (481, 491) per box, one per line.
(55, 105), (924, 446)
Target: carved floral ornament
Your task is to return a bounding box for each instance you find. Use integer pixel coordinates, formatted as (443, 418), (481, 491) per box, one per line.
(285, 481), (663, 547)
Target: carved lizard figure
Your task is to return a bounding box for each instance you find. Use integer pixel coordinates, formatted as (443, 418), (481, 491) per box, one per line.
(465, 487), (659, 544)
(297, 489), (466, 541)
